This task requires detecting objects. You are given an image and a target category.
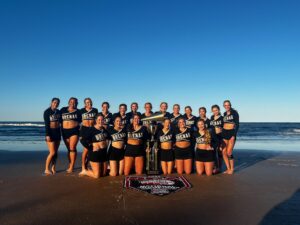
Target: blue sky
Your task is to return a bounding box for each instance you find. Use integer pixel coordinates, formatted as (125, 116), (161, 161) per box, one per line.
(0, 0), (299, 122)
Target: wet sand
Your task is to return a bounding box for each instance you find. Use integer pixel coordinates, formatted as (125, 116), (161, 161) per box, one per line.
(0, 149), (300, 225)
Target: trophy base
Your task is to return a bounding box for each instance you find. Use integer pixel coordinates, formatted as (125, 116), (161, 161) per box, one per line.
(146, 170), (161, 175)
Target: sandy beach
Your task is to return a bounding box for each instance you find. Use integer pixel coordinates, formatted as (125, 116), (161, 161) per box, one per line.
(0, 149), (299, 225)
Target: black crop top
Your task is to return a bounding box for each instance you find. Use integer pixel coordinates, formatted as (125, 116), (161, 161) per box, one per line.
(87, 126), (109, 144)
(223, 109), (240, 131)
(156, 129), (175, 143)
(194, 130), (212, 145)
(80, 108), (98, 121)
(99, 112), (113, 127)
(174, 128), (193, 142)
(170, 114), (182, 129)
(210, 115), (224, 128)
(43, 107), (61, 136)
(61, 107), (82, 123)
(127, 125), (150, 142)
(107, 127), (127, 142)
(183, 114), (197, 130)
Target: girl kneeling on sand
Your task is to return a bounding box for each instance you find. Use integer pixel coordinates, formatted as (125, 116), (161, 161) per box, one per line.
(194, 119), (214, 176)
(80, 114), (109, 178)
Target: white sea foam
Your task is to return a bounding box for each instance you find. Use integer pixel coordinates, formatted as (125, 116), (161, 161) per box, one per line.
(0, 123), (44, 127)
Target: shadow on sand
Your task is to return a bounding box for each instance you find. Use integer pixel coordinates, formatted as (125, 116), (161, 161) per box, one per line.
(259, 188), (300, 225)
(233, 149), (280, 173)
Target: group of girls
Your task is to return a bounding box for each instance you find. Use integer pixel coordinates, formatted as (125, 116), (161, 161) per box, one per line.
(43, 98), (239, 178)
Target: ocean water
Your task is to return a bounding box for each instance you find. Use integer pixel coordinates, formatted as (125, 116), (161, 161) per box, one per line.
(0, 122), (299, 152)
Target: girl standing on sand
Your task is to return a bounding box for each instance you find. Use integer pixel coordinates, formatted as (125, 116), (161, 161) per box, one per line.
(174, 118), (194, 175)
(112, 103), (129, 128)
(141, 102), (154, 128)
(80, 114), (109, 178)
(183, 106), (197, 131)
(222, 100), (240, 175)
(43, 98), (62, 175)
(194, 119), (214, 176)
(61, 97), (82, 173)
(197, 107), (211, 129)
(99, 101), (113, 129)
(126, 102), (142, 124)
(170, 104), (182, 130)
(107, 116), (127, 176)
(210, 105), (224, 174)
(156, 118), (175, 175)
(79, 98), (98, 174)
(124, 114), (150, 175)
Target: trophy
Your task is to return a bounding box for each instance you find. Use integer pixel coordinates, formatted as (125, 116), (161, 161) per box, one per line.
(141, 112), (166, 175)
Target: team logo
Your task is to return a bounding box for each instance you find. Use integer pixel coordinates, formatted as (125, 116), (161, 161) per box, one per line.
(124, 176), (192, 196)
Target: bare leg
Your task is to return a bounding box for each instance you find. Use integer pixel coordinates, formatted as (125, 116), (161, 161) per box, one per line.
(109, 160), (117, 176)
(45, 141), (56, 174)
(184, 159), (192, 174)
(81, 148), (89, 171)
(63, 138), (71, 163)
(222, 139), (231, 173)
(167, 161), (173, 174)
(161, 161), (168, 175)
(135, 156), (144, 175)
(226, 136), (236, 174)
(67, 135), (79, 173)
(124, 157), (134, 176)
(195, 162), (204, 175)
(82, 161), (100, 178)
(204, 162), (214, 176)
(51, 141), (60, 174)
(119, 159), (124, 175)
(176, 160), (184, 175)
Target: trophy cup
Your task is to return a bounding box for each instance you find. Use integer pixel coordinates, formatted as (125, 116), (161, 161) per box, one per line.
(141, 112), (165, 175)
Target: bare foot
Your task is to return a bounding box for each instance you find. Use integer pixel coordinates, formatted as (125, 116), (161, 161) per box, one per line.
(223, 170), (230, 174)
(44, 170), (52, 176)
(66, 168), (73, 173)
(79, 169), (87, 176)
(51, 165), (56, 175)
(227, 169), (234, 175)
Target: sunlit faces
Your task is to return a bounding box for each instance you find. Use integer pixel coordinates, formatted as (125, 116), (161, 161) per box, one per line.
(84, 99), (92, 108)
(131, 103), (138, 113)
(199, 108), (207, 118)
(132, 115), (140, 126)
(114, 117), (122, 128)
(144, 103), (152, 113)
(51, 100), (59, 109)
(197, 120), (205, 131)
(163, 119), (171, 130)
(119, 105), (127, 115)
(212, 107), (220, 116)
(102, 103), (109, 113)
(185, 106), (192, 116)
(173, 104), (180, 114)
(178, 118), (186, 129)
(160, 103), (168, 113)
(68, 98), (77, 109)
(223, 101), (231, 112)
(95, 115), (104, 127)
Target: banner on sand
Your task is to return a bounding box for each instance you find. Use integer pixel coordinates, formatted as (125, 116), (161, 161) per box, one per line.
(124, 176), (192, 196)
